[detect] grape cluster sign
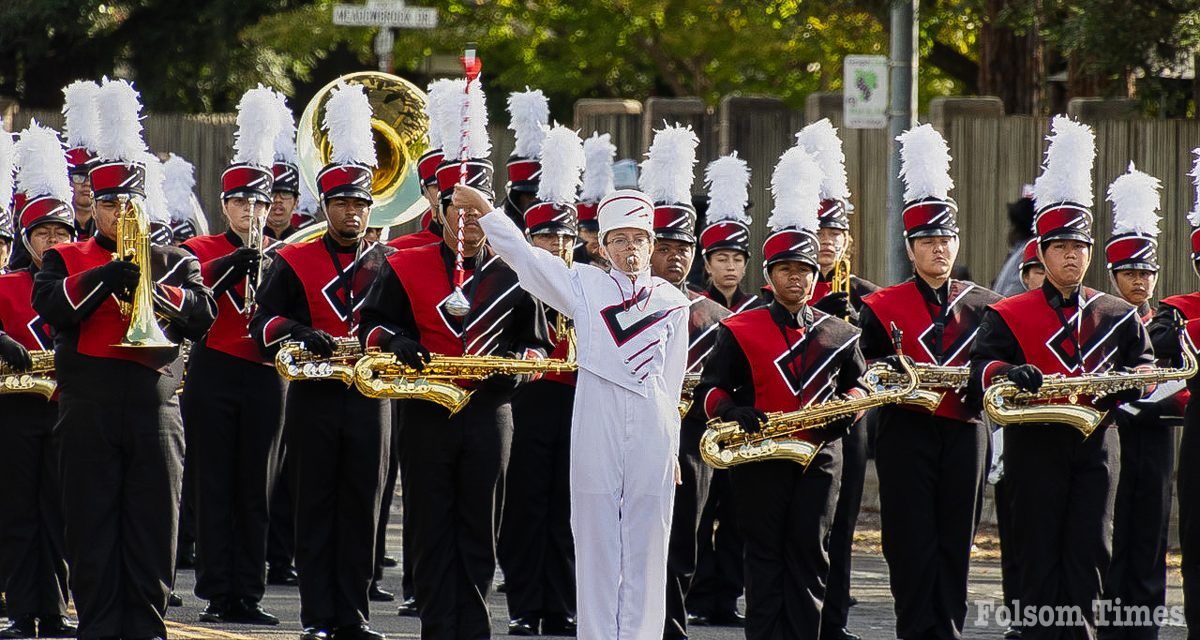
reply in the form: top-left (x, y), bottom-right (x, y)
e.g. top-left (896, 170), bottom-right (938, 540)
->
top-left (843, 55), bottom-right (889, 129)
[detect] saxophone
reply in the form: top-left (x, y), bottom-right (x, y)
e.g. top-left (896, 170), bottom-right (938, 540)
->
top-left (983, 329), bottom-right (1198, 436)
top-left (0, 350), bottom-right (56, 399)
top-left (701, 325), bottom-right (917, 470)
top-left (863, 361), bottom-right (971, 412)
top-left (353, 352), bottom-right (578, 415)
top-left (274, 337), bottom-right (364, 384)
top-left (678, 372), bottom-right (701, 417)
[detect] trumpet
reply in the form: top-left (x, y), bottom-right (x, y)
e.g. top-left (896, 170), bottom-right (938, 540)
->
top-left (353, 351), bottom-right (578, 415)
top-left (112, 196), bottom-right (174, 348)
top-left (701, 325), bottom-right (916, 469)
top-left (275, 337), bottom-right (364, 384)
top-left (983, 330), bottom-right (1198, 436)
top-left (863, 361), bottom-right (971, 412)
top-left (0, 350), bottom-right (56, 399)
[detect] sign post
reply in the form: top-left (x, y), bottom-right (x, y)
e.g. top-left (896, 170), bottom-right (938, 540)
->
top-left (333, 0), bottom-right (439, 72)
top-left (842, 55), bottom-right (889, 129)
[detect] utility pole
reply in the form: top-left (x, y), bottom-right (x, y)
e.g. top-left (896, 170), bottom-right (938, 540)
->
top-left (886, 0), bottom-right (919, 284)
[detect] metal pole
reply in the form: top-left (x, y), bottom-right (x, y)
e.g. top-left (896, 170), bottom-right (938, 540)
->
top-left (886, 0), bottom-right (918, 284)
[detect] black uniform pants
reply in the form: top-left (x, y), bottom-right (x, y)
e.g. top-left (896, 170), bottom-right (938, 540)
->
top-left (286, 380), bottom-right (390, 629)
top-left (0, 395), bottom-right (68, 619)
top-left (405, 389), bottom-right (512, 640)
top-left (1181, 401), bottom-right (1200, 640)
top-left (181, 347), bottom-right (285, 603)
top-left (821, 410), bottom-right (872, 636)
top-left (1100, 416), bottom-right (1174, 640)
top-left (688, 468), bottom-right (744, 617)
top-left (56, 355), bottom-right (184, 639)
top-left (1006, 423), bottom-right (1119, 640)
top-left (664, 414), bottom-right (713, 638)
top-left (498, 381), bottom-right (576, 622)
top-left (266, 444), bottom-right (295, 571)
top-left (875, 411), bottom-right (988, 640)
top-left (995, 472), bottom-right (1020, 622)
top-left (374, 402), bottom-right (404, 584)
top-left (730, 440), bottom-right (842, 640)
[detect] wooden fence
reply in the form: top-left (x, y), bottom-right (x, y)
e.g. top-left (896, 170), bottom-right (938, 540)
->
top-left (12, 98), bottom-right (1200, 297)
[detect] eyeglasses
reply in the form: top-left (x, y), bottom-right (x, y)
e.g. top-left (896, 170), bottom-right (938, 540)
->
top-left (606, 235), bottom-right (651, 250)
top-left (69, 174), bottom-right (89, 185)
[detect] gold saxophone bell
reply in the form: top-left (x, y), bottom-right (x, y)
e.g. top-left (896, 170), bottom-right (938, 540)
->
top-left (112, 197), bottom-right (175, 348)
top-left (290, 71), bottom-right (431, 245)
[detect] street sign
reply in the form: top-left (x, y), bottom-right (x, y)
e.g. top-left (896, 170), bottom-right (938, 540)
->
top-left (333, 0), bottom-right (438, 29)
top-left (843, 55), bottom-right (889, 129)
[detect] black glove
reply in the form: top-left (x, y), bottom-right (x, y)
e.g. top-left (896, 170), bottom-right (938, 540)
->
top-left (388, 335), bottom-right (431, 371)
top-left (1094, 383), bottom-right (1144, 412)
top-left (291, 325), bottom-right (337, 358)
top-left (0, 334), bottom-right (32, 371)
top-left (812, 292), bottom-right (857, 322)
top-left (826, 415), bottom-right (855, 440)
top-left (221, 247), bottom-right (261, 281)
top-left (1005, 364), bottom-right (1044, 393)
top-left (479, 351), bottom-right (524, 393)
top-left (880, 354), bottom-right (906, 371)
top-left (95, 259), bottom-right (140, 301)
top-left (721, 405), bottom-right (769, 434)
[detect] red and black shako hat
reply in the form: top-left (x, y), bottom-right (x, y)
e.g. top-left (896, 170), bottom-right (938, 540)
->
top-left (640, 123), bottom-right (699, 244)
top-left (223, 86), bottom-right (284, 203)
top-left (523, 124), bottom-right (583, 236)
top-left (1104, 162), bottom-right (1161, 272)
top-left (577, 132), bottom-right (616, 233)
top-left (317, 81), bottom-right (378, 203)
top-left (505, 89), bottom-right (548, 196)
top-left (699, 152), bottom-right (751, 256)
top-left (796, 118), bottom-right (854, 231)
top-left (763, 145), bottom-right (823, 271)
top-left (89, 78), bottom-right (150, 202)
top-left (1020, 238), bottom-right (1041, 272)
top-left (62, 80), bottom-right (102, 177)
top-left (1033, 115), bottom-right (1097, 246)
top-left (269, 90), bottom-right (300, 195)
top-left (14, 123), bottom-right (76, 245)
top-left (431, 75), bottom-right (493, 212)
top-left (896, 123), bottom-right (958, 239)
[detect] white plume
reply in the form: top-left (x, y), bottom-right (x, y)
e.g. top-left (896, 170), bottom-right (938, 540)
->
top-left (795, 118), bottom-right (851, 204)
top-left (507, 88), bottom-right (549, 159)
top-left (0, 122), bottom-right (13, 211)
top-left (234, 85), bottom-right (284, 167)
top-left (580, 132), bottom-right (616, 202)
top-left (1189, 148), bottom-right (1200, 228)
top-left (436, 77), bottom-right (490, 162)
top-left (640, 123), bottom-right (699, 205)
top-left (1033, 115), bottom-right (1095, 209)
top-left (536, 124), bottom-right (584, 205)
top-left (424, 79), bottom-right (456, 150)
top-left (163, 153), bottom-right (198, 223)
top-left (768, 146), bottom-right (822, 231)
top-left (62, 80), bottom-right (102, 150)
top-left (896, 124), bottom-right (953, 201)
top-left (703, 153), bottom-right (751, 224)
top-left (271, 90), bottom-right (297, 164)
top-left (141, 152), bottom-right (170, 225)
top-left (1107, 162), bottom-right (1160, 237)
top-left (94, 77), bottom-right (147, 163)
top-left (323, 80), bottom-right (377, 167)
top-left (14, 121), bottom-right (71, 203)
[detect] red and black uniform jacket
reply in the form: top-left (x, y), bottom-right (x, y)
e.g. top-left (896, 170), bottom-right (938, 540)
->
top-left (696, 301), bottom-right (866, 433)
top-left (386, 209), bottom-right (442, 250)
top-left (681, 287), bottom-right (733, 421)
top-left (358, 241), bottom-right (552, 390)
top-left (33, 235), bottom-right (216, 373)
top-left (264, 224), bottom-right (298, 241)
top-left (860, 277), bottom-right (1000, 422)
top-left (969, 281), bottom-right (1154, 417)
top-left (182, 230), bottom-right (279, 364)
top-left (249, 234), bottom-right (394, 356)
top-left (0, 267), bottom-right (55, 398)
top-left (1148, 294), bottom-right (1200, 421)
top-left (697, 283), bottom-right (763, 314)
top-left (810, 271), bottom-right (880, 311)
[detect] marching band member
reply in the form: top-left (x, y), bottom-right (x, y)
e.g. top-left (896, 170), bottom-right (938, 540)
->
top-left (63, 80), bottom-right (101, 241)
top-left (693, 144), bottom-right (867, 640)
top-left (358, 76), bottom-right (551, 640)
top-left (654, 146), bottom-right (738, 640)
top-left (164, 154), bottom-right (205, 244)
top-left (1019, 238), bottom-right (1045, 291)
top-left (180, 86), bottom-right (286, 627)
top-left (0, 123), bottom-right (76, 640)
top-left (574, 133), bottom-right (616, 267)
top-left (498, 124), bottom-right (585, 637)
top-left (1147, 149), bottom-right (1200, 637)
top-left (33, 79), bottom-right (216, 640)
top-left (1100, 164), bottom-right (1178, 640)
top-left (858, 124), bottom-right (1000, 640)
top-left (458, 162), bottom-right (691, 639)
top-left (266, 92), bottom-right (301, 241)
top-left (969, 116), bottom-right (1154, 640)
top-left (250, 82), bottom-right (394, 640)
top-left (696, 156), bottom-right (759, 313)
